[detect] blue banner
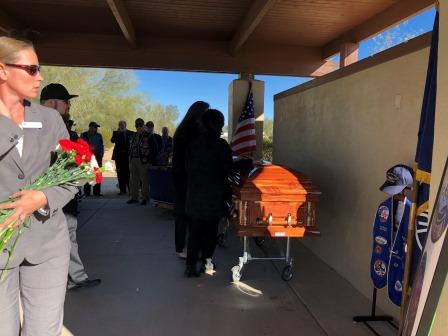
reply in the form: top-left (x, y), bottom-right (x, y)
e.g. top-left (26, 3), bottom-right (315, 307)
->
top-left (412, 12), bottom-right (438, 283)
top-left (371, 198), bottom-right (394, 289)
top-left (388, 198), bottom-right (411, 306)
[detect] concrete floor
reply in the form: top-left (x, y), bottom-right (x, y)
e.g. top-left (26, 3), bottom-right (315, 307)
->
top-left (62, 178), bottom-right (397, 336)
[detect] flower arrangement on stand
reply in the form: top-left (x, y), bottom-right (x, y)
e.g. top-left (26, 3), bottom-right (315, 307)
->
top-left (0, 138), bottom-right (103, 280)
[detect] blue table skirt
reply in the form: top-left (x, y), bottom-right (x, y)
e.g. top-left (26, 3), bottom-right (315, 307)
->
top-left (148, 166), bottom-right (175, 204)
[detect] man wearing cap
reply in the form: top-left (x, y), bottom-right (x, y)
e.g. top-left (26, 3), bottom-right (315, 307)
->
top-left (81, 121), bottom-right (104, 196)
top-left (40, 83), bottom-right (78, 124)
top-left (40, 83), bottom-right (101, 290)
top-left (370, 164), bottom-right (413, 307)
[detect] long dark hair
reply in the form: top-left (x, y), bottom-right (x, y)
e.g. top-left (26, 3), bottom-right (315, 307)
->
top-left (174, 101), bottom-right (209, 143)
top-left (202, 109), bottom-right (224, 139)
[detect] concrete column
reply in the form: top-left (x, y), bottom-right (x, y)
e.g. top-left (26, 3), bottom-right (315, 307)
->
top-left (228, 73), bottom-right (264, 160)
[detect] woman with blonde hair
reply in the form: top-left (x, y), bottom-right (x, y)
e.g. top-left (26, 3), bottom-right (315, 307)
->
top-left (0, 36), bottom-right (78, 335)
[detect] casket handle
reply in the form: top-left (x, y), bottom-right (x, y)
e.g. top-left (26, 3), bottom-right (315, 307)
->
top-left (286, 213), bottom-right (292, 226)
top-left (267, 213), bottom-right (273, 225)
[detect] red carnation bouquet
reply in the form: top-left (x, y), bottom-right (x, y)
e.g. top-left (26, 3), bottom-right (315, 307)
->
top-left (0, 138), bottom-right (103, 279)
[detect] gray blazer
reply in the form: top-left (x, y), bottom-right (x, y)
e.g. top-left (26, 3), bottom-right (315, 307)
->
top-left (0, 101), bottom-right (78, 268)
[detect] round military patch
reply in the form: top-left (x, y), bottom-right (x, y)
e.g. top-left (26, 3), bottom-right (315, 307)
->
top-left (375, 236), bottom-right (388, 245)
top-left (375, 245), bottom-right (383, 254)
top-left (374, 260), bottom-right (387, 276)
top-left (394, 280), bottom-right (403, 292)
top-left (379, 206), bottom-right (389, 222)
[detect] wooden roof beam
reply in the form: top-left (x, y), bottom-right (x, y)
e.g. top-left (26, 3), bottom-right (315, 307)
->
top-left (106, 0), bottom-right (137, 48)
top-left (34, 33), bottom-right (337, 77)
top-left (321, 0), bottom-right (434, 59)
top-left (230, 0), bottom-right (276, 55)
top-left (0, 8), bottom-right (23, 34)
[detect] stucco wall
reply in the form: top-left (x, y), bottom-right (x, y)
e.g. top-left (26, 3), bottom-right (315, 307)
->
top-left (273, 47), bottom-right (433, 317)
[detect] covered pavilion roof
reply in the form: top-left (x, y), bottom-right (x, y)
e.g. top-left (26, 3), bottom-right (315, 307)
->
top-left (0, 0), bottom-right (434, 76)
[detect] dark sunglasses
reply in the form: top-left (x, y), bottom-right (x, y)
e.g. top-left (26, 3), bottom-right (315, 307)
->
top-left (135, 124), bottom-right (144, 128)
top-left (5, 64), bottom-right (41, 76)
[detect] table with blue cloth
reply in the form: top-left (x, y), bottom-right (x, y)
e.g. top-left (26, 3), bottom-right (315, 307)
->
top-left (148, 166), bottom-right (175, 206)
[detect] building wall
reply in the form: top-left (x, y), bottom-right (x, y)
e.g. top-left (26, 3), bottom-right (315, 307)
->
top-left (273, 45), bottom-right (434, 317)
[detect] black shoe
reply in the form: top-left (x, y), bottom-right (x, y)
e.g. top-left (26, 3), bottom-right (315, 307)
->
top-left (94, 193), bottom-right (103, 197)
top-left (127, 199), bottom-right (138, 204)
top-left (70, 278), bottom-right (101, 290)
top-left (184, 265), bottom-right (200, 278)
top-left (140, 200), bottom-right (147, 205)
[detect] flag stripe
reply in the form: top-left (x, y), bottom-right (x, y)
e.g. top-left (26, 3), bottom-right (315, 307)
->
top-left (233, 123), bottom-right (256, 135)
top-left (234, 118), bottom-right (255, 130)
top-left (231, 90), bottom-right (256, 156)
top-left (232, 137), bottom-right (256, 150)
top-left (233, 145), bottom-right (257, 156)
top-left (232, 129), bottom-right (256, 143)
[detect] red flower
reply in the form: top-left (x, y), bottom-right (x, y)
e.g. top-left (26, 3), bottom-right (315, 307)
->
top-left (94, 167), bottom-right (103, 184)
top-left (74, 154), bottom-right (84, 166)
top-left (59, 139), bottom-right (76, 151)
top-left (75, 139), bottom-right (92, 163)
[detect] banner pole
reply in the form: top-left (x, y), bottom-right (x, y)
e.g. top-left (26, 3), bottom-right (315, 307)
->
top-left (398, 168), bottom-right (419, 334)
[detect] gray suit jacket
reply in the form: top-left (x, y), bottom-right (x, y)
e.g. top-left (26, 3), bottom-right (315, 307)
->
top-left (0, 101), bottom-right (78, 268)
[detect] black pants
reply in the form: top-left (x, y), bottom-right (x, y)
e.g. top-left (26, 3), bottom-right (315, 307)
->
top-left (84, 183), bottom-right (101, 196)
top-left (186, 217), bottom-right (219, 267)
top-left (84, 157), bottom-right (102, 196)
top-left (115, 157), bottom-right (129, 193)
top-left (175, 213), bottom-right (190, 253)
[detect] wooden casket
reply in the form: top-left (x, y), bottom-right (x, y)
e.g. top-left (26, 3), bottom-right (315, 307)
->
top-left (230, 163), bottom-right (321, 238)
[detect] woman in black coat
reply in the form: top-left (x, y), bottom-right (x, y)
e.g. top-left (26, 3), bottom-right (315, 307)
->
top-left (172, 101), bottom-right (209, 258)
top-left (184, 109), bottom-right (233, 277)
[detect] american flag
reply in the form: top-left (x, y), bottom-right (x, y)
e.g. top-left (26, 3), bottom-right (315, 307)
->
top-left (231, 90), bottom-right (256, 156)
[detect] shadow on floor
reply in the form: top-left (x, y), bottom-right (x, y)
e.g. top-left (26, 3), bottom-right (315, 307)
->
top-left (63, 184), bottom-right (397, 336)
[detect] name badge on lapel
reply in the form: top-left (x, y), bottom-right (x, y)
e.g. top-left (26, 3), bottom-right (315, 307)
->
top-left (22, 122), bottom-right (43, 129)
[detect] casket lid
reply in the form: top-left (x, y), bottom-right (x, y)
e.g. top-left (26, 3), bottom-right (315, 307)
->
top-left (235, 163), bottom-right (321, 201)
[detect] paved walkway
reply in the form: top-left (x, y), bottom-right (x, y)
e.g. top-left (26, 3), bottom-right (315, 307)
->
top-left (62, 178), bottom-right (397, 336)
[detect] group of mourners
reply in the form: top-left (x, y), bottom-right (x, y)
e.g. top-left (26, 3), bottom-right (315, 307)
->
top-left (111, 118), bottom-right (173, 205)
top-left (111, 101), bottom-right (233, 277)
top-left (0, 35), bottom-right (234, 336)
top-left (172, 101), bottom-right (233, 277)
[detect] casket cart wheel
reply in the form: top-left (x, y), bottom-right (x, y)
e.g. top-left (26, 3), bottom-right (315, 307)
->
top-left (254, 237), bottom-right (265, 247)
top-left (231, 265), bottom-right (243, 282)
top-left (281, 265), bottom-right (293, 281)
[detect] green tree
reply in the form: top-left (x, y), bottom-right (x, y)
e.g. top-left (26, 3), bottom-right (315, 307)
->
top-left (262, 118), bottom-right (274, 161)
top-left (144, 103), bottom-right (179, 134)
top-left (38, 66), bottom-right (181, 148)
top-left (263, 118), bottom-right (273, 140)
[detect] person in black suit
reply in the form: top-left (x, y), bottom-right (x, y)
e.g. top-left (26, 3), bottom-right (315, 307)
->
top-left (172, 101), bottom-right (210, 259)
top-left (111, 120), bottom-right (134, 195)
top-left (184, 109), bottom-right (233, 277)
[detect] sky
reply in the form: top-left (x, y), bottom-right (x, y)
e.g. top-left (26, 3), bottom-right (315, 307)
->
top-left (134, 8), bottom-right (436, 123)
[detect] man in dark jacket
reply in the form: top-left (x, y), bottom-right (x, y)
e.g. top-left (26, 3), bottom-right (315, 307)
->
top-left (81, 122), bottom-right (104, 196)
top-left (111, 120), bottom-right (134, 195)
